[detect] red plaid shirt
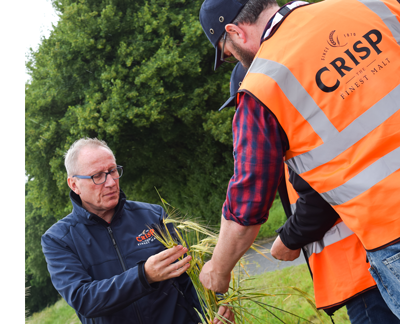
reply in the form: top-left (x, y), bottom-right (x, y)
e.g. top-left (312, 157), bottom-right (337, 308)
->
top-left (222, 92), bottom-right (287, 226)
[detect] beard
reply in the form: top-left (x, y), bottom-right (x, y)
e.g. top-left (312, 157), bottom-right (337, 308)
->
top-left (229, 39), bottom-right (256, 69)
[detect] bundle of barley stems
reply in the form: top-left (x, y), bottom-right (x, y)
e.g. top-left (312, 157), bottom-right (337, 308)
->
top-left (151, 197), bottom-right (325, 324)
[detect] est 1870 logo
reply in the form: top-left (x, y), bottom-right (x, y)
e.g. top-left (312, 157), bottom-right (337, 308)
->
top-left (327, 30), bottom-right (348, 48)
top-left (316, 29), bottom-right (384, 93)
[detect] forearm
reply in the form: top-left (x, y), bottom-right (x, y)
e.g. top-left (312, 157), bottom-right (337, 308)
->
top-left (68, 267), bottom-right (154, 317)
top-left (201, 93), bottom-right (284, 293)
top-left (211, 215), bottom-right (261, 275)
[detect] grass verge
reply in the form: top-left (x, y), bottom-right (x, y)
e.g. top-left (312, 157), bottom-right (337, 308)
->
top-left (25, 264), bottom-right (350, 324)
top-left (240, 264), bottom-right (350, 323)
top-left (25, 298), bottom-right (80, 324)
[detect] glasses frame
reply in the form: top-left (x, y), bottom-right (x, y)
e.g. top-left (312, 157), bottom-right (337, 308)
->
top-left (220, 32), bottom-right (239, 65)
top-left (73, 165), bottom-right (123, 185)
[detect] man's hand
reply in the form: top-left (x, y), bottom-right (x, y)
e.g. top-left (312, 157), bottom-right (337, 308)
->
top-left (144, 245), bottom-right (191, 284)
top-left (270, 235), bottom-right (301, 261)
top-left (199, 260), bottom-right (231, 294)
top-left (214, 305), bottom-right (235, 324)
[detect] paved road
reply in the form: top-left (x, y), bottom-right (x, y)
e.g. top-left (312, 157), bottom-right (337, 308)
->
top-left (240, 238), bottom-right (307, 276)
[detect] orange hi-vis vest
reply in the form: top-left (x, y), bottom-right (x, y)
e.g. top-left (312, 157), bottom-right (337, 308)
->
top-left (284, 166), bottom-right (376, 310)
top-left (240, 0), bottom-right (400, 250)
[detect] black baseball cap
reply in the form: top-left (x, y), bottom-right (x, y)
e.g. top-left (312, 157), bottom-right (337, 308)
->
top-left (199, 0), bottom-right (249, 70)
top-left (219, 62), bottom-right (247, 111)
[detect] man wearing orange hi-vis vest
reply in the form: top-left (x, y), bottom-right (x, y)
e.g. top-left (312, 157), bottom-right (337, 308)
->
top-left (198, 0), bottom-right (400, 319)
top-left (223, 62), bottom-right (400, 323)
top-left (277, 165), bottom-right (400, 323)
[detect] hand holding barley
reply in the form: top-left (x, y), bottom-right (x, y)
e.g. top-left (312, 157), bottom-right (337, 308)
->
top-left (144, 245), bottom-right (192, 284)
top-left (214, 305), bottom-right (235, 324)
top-left (199, 260), bottom-right (231, 293)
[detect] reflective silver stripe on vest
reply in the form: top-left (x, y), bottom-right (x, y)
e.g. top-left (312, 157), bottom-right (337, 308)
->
top-left (249, 58), bottom-right (339, 143)
top-left (285, 0), bottom-right (400, 174)
top-left (358, 0), bottom-right (400, 45)
top-left (286, 84), bottom-right (400, 174)
top-left (320, 146), bottom-right (400, 205)
top-left (248, 0), bottom-right (400, 207)
top-left (290, 203), bottom-right (297, 215)
top-left (303, 221), bottom-right (354, 258)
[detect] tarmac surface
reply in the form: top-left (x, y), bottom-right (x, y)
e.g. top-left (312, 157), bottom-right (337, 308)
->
top-left (240, 237), bottom-right (307, 276)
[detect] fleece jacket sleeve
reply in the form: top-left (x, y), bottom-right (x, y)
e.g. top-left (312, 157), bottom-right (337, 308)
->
top-left (41, 234), bottom-right (159, 318)
top-left (276, 171), bottom-right (339, 250)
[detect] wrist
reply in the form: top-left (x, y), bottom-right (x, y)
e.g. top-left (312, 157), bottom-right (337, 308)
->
top-left (209, 257), bottom-right (231, 277)
top-left (143, 260), bottom-right (155, 284)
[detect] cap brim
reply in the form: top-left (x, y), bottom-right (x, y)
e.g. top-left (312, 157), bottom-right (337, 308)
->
top-left (219, 96), bottom-right (235, 111)
top-left (214, 46), bottom-right (224, 70)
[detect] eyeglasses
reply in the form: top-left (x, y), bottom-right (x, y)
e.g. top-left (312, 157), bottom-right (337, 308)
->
top-left (220, 32), bottom-right (239, 64)
top-left (73, 166), bottom-right (123, 185)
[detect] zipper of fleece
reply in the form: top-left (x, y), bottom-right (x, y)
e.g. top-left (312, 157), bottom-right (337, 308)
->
top-left (106, 226), bottom-right (143, 324)
top-left (107, 227), bottom-right (127, 271)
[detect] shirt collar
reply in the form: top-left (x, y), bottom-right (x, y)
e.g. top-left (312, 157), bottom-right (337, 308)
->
top-left (261, 1), bottom-right (310, 44)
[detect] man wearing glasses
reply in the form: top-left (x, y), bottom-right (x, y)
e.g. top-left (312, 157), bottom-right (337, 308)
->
top-left (41, 138), bottom-right (230, 324)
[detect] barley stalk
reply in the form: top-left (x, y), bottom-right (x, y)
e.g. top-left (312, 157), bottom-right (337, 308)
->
top-left (150, 192), bottom-right (324, 323)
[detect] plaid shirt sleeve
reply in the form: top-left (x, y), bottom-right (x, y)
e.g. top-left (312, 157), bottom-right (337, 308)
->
top-left (222, 92), bottom-right (286, 226)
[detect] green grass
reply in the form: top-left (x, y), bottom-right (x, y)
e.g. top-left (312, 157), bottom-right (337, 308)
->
top-left (256, 197), bottom-right (287, 240)
top-left (25, 264), bottom-right (350, 324)
top-left (26, 298), bottom-right (80, 324)
top-left (240, 264), bottom-right (350, 324)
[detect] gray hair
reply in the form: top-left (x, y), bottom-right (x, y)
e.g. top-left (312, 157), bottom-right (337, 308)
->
top-left (64, 138), bottom-right (116, 176)
top-left (233, 0), bottom-right (277, 25)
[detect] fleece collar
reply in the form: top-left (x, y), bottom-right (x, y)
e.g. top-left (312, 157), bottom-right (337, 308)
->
top-left (69, 189), bottom-right (127, 225)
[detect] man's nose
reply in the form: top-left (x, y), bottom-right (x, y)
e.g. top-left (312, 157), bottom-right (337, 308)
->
top-left (104, 174), bottom-right (117, 186)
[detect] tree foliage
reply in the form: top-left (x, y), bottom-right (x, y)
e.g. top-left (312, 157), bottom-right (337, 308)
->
top-left (26, 0), bottom-right (236, 313)
top-left (25, 0), bottom-right (314, 314)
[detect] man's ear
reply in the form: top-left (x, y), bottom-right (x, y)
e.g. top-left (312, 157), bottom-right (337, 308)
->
top-left (68, 177), bottom-right (81, 195)
top-left (225, 24), bottom-right (247, 43)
